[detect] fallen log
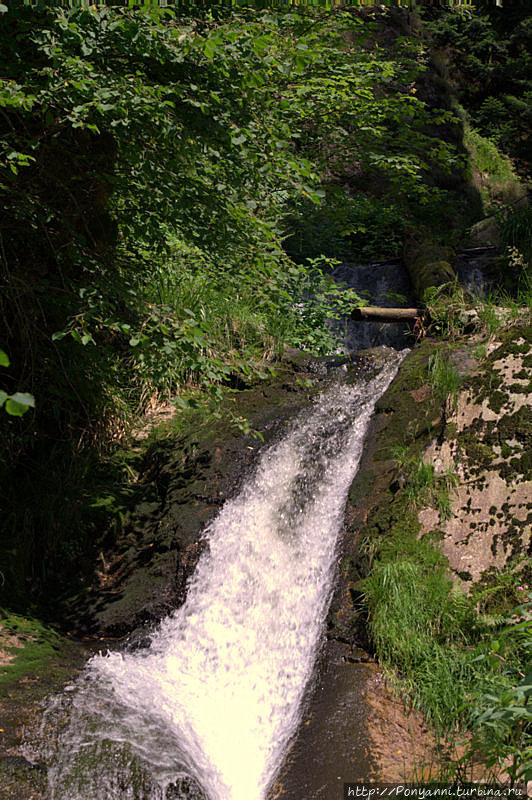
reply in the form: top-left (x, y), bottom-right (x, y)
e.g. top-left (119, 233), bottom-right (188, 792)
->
top-left (351, 306), bottom-right (421, 322)
top-left (457, 245), bottom-right (497, 257)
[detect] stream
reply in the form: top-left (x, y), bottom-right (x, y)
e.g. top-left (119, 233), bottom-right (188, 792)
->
top-left (39, 350), bottom-right (405, 800)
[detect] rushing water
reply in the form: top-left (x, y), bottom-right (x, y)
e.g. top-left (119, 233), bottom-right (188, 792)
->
top-left (43, 351), bottom-right (404, 800)
top-left (455, 251), bottom-right (495, 299)
top-left (332, 261), bottom-right (415, 351)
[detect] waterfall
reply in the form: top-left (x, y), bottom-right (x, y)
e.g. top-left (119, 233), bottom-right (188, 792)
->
top-left (331, 261), bottom-right (415, 351)
top-left (43, 351), bottom-right (404, 800)
top-left (456, 252), bottom-right (494, 299)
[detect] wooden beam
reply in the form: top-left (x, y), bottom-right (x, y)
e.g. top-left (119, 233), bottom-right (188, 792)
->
top-left (457, 246), bottom-right (497, 257)
top-left (351, 306), bottom-right (421, 322)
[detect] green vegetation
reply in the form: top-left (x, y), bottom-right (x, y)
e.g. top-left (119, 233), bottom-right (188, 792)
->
top-left (427, 349), bottom-right (461, 412)
top-left (362, 467), bottom-right (531, 779)
top-left (464, 124), bottom-right (524, 212)
top-left (0, 610), bottom-right (60, 686)
top-left (424, 5), bottom-right (531, 172)
top-left (359, 325), bottom-right (531, 781)
top-left (391, 443), bottom-right (458, 520)
top-left (500, 207), bottom-right (532, 277)
top-left (364, 557), bottom-right (484, 730)
top-left (453, 596), bottom-right (532, 785)
top-left (0, 5), bottom-right (365, 607)
top-left (0, 3), bottom-right (483, 610)
top-left (0, 1), bottom-right (531, 786)
top-left (424, 281), bottom-right (468, 338)
top-left (0, 349), bottom-right (34, 416)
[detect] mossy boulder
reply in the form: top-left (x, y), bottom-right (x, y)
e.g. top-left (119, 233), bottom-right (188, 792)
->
top-left (420, 325), bottom-right (532, 584)
top-left (403, 231), bottom-right (456, 301)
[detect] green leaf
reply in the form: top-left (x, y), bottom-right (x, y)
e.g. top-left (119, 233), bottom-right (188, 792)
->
top-left (5, 393), bottom-right (35, 416)
top-left (10, 392), bottom-right (35, 408)
top-left (173, 396), bottom-right (190, 410)
top-left (0, 349), bottom-right (9, 367)
top-left (0, 390), bottom-right (7, 407)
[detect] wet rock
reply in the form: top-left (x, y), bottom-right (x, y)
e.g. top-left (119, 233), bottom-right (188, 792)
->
top-left (0, 756), bottom-right (47, 797)
top-left (60, 357), bottom-right (327, 639)
top-left (338, 323), bottom-right (531, 599)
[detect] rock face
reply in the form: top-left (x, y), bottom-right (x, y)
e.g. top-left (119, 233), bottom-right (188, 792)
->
top-left (285, 322), bottom-right (531, 791)
top-left (419, 329), bottom-right (531, 585)
top-left (331, 324), bottom-right (531, 639)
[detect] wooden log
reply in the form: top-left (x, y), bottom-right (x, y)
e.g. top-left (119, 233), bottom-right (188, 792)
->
top-left (351, 306), bottom-right (421, 322)
top-left (457, 246), bottom-right (497, 257)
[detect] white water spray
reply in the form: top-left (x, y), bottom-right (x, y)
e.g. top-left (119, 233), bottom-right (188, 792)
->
top-left (45, 352), bottom-right (404, 800)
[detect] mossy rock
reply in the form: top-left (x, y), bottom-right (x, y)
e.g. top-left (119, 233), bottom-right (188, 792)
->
top-left (0, 756), bottom-right (47, 797)
top-left (327, 343), bottom-right (447, 646)
top-left (0, 611), bottom-right (61, 687)
top-left (403, 231), bottom-right (457, 300)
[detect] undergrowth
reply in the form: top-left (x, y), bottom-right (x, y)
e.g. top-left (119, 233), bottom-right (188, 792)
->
top-left (427, 350), bottom-right (461, 414)
top-left (363, 529), bottom-right (531, 781)
top-left (364, 558), bottom-right (486, 730)
top-left (464, 125), bottom-right (523, 213)
top-left (391, 444), bottom-right (459, 521)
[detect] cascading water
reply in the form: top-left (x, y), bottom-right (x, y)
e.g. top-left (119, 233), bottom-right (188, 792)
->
top-left (331, 261), bottom-right (415, 351)
top-left (456, 250), bottom-right (496, 299)
top-left (42, 351), bottom-right (404, 800)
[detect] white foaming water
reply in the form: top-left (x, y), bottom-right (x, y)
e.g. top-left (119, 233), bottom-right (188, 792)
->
top-left (45, 352), bottom-right (403, 800)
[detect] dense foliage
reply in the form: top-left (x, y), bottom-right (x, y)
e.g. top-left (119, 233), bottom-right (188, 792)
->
top-left (1, 3), bottom-right (478, 605)
top-left (0, 1), bottom-right (530, 785)
top-left (424, 4), bottom-right (531, 175)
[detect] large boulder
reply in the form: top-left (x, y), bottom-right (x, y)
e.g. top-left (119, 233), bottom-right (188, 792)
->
top-left (403, 229), bottom-right (456, 301)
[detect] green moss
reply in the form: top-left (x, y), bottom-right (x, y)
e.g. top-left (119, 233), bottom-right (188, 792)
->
top-left (464, 125), bottom-right (523, 212)
top-left (50, 739), bottom-right (160, 798)
top-left (458, 431), bottom-right (496, 470)
top-left (501, 443), bottom-right (513, 459)
top-left (496, 406), bottom-right (531, 450)
top-left (0, 756), bottom-right (47, 796)
top-left (348, 467), bottom-right (376, 508)
top-left (373, 341), bottom-right (443, 450)
top-left (0, 610), bottom-right (60, 686)
top-left (472, 560), bottom-right (532, 615)
top-left (445, 421), bottom-right (458, 439)
top-left (488, 390), bottom-right (507, 414)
